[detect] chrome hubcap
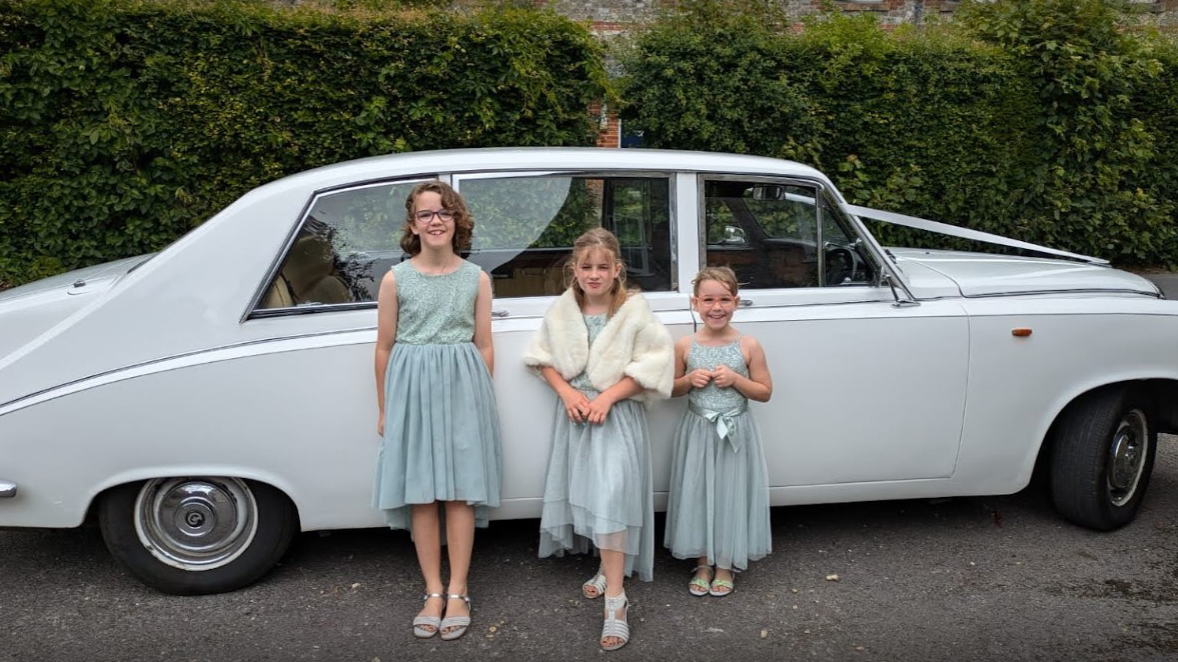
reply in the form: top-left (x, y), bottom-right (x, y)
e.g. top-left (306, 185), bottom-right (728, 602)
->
top-left (134, 477), bottom-right (258, 571)
top-left (1107, 410), bottom-right (1148, 507)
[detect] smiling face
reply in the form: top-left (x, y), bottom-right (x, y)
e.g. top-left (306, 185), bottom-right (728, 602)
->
top-left (692, 278), bottom-right (739, 331)
top-left (409, 190), bottom-right (456, 252)
top-left (574, 247), bottom-right (622, 304)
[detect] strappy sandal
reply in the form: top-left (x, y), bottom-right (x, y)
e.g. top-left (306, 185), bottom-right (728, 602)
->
top-left (413, 592), bottom-right (445, 638)
top-left (582, 566), bottom-right (607, 599)
top-left (709, 570), bottom-right (735, 597)
top-left (600, 590), bottom-right (630, 651)
top-left (439, 594), bottom-right (471, 641)
top-left (688, 565), bottom-right (713, 597)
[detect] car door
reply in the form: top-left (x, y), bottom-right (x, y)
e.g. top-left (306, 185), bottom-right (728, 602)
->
top-left (453, 170), bottom-right (687, 515)
top-left (696, 175), bottom-right (969, 490)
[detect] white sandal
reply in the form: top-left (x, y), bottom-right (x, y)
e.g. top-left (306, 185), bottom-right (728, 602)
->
top-left (688, 565), bottom-right (713, 597)
top-left (439, 594), bottom-right (472, 641)
top-left (582, 566), bottom-right (607, 599)
top-left (600, 590), bottom-right (630, 651)
top-left (413, 592), bottom-right (444, 638)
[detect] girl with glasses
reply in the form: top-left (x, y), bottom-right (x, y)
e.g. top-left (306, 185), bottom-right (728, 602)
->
top-left (523, 227), bottom-right (674, 651)
top-left (373, 181), bottom-right (502, 641)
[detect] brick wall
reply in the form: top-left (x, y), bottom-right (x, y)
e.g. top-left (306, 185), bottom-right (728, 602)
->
top-left (545, 0), bottom-right (1178, 31)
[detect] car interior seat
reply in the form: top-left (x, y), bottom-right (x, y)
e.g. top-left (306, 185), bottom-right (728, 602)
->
top-left (262, 233), bottom-right (351, 308)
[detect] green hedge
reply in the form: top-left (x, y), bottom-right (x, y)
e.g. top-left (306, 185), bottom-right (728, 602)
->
top-left (618, 0), bottom-right (1178, 267)
top-left (0, 0), bottom-right (610, 286)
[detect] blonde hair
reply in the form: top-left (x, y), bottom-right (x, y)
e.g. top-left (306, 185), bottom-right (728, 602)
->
top-left (692, 265), bottom-right (739, 297)
top-left (399, 181), bottom-right (474, 256)
top-left (566, 227), bottom-right (635, 317)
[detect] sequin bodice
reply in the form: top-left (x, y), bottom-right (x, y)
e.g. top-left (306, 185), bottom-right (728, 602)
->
top-left (568, 314), bottom-right (607, 391)
top-left (392, 259), bottom-right (480, 345)
top-left (686, 339), bottom-right (748, 411)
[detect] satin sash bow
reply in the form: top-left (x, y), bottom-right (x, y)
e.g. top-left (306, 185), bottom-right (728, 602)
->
top-left (688, 401), bottom-right (747, 453)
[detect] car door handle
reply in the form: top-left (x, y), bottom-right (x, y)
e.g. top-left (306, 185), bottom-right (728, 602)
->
top-left (738, 299), bottom-right (753, 307)
top-left (491, 309), bottom-right (510, 318)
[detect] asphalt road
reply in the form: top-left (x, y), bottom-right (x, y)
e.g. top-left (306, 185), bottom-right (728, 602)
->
top-left (2, 435), bottom-right (1177, 662)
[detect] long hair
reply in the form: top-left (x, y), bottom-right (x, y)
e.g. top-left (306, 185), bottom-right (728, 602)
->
top-left (399, 181), bottom-right (473, 256)
top-left (565, 227), bottom-right (636, 317)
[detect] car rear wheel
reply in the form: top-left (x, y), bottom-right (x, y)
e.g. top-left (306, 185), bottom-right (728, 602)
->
top-left (1049, 387), bottom-right (1157, 531)
top-left (99, 477), bottom-right (297, 595)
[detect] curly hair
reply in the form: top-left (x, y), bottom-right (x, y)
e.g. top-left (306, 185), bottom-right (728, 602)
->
top-left (399, 180), bottom-right (474, 256)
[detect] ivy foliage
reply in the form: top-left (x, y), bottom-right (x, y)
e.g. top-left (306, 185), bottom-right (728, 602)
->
top-left (0, 0), bottom-right (610, 286)
top-left (618, 0), bottom-right (1177, 266)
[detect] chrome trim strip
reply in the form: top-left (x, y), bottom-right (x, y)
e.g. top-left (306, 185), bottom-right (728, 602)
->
top-left (847, 205), bottom-right (1109, 265)
top-left (0, 327), bottom-right (376, 414)
top-left (0, 482), bottom-right (16, 498)
top-left (962, 288), bottom-right (1162, 299)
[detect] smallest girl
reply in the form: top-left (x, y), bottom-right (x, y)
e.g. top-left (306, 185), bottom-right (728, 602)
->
top-left (664, 266), bottom-right (773, 597)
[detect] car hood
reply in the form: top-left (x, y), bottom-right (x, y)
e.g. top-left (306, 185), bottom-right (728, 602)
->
top-left (889, 248), bottom-right (1161, 298)
top-left (0, 255), bottom-right (153, 360)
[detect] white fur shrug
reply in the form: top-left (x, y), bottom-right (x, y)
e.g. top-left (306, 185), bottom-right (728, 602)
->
top-left (522, 289), bottom-right (674, 405)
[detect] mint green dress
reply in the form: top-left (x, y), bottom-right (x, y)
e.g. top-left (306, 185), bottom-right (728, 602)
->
top-left (373, 260), bottom-right (503, 530)
top-left (538, 314), bottom-right (656, 582)
top-left (663, 338), bottom-right (771, 571)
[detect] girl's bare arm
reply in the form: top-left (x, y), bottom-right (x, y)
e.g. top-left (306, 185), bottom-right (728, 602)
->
top-left (473, 271), bottom-right (495, 375)
top-left (734, 335), bottom-right (773, 402)
top-left (541, 366), bottom-right (591, 423)
top-left (374, 271), bottom-right (399, 433)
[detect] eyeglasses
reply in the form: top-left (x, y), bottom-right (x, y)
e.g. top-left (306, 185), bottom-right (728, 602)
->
top-left (413, 209), bottom-right (455, 224)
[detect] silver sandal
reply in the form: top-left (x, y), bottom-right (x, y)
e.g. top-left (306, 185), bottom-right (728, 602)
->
top-left (413, 592), bottom-right (444, 638)
top-left (582, 566), bottom-right (607, 599)
top-left (600, 590), bottom-right (630, 651)
top-left (439, 594), bottom-right (471, 641)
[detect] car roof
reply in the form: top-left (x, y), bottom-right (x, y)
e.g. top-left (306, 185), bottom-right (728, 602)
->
top-left (267, 147), bottom-right (831, 193)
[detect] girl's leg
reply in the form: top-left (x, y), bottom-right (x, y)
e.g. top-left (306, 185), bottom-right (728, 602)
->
top-left (600, 547), bottom-right (627, 648)
top-left (411, 503), bottom-right (445, 633)
top-left (442, 500), bottom-right (476, 634)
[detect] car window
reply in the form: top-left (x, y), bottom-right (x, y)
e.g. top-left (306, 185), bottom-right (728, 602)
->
top-left (703, 179), bottom-right (876, 289)
top-left (257, 179), bottom-right (428, 310)
top-left (458, 174), bottom-right (673, 297)
top-left (820, 192), bottom-right (877, 286)
top-left (704, 179), bottom-right (820, 289)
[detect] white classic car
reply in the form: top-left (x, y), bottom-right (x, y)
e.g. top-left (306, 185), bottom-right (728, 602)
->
top-left (2, 148), bottom-right (1175, 595)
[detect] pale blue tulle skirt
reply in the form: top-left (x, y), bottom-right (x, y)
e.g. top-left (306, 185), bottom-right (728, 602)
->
top-left (373, 342), bottom-right (503, 530)
top-left (663, 408), bottom-right (771, 571)
top-left (538, 393), bottom-right (655, 582)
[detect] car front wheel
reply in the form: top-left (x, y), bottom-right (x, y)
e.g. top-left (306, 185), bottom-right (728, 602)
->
top-left (99, 477), bottom-right (297, 595)
top-left (1049, 386), bottom-right (1157, 531)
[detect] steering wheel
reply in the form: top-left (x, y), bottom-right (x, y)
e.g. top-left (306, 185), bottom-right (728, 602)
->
top-left (824, 242), bottom-right (858, 285)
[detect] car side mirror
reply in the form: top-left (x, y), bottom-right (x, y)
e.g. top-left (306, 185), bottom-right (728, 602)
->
top-left (718, 225), bottom-right (747, 245)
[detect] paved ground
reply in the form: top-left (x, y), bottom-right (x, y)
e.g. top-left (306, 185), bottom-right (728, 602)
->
top-left (2, 436), bottom-right (1177, 662)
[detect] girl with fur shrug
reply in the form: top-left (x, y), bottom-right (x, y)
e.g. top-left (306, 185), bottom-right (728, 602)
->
top-left (523, 228), bottom-right (673, 652)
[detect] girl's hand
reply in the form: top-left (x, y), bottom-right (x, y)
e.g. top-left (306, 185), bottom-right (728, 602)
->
top-left (377, 411), bottom-right (385, 437)
top-left (689, 368), bottom-right (714, 389)
top-left (712, 364), bottom-right (737, 388)
top-left (560, 388), bottom-right (591, 423)
top-left (585, 394), bottom-right (615, 425)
